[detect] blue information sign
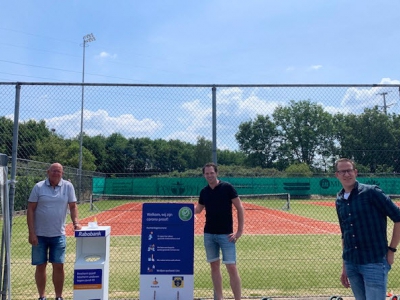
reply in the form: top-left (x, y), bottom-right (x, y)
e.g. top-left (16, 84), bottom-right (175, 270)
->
top-left (140, 203), bottom-right (194, 275)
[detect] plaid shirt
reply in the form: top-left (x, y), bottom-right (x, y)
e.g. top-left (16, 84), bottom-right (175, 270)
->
top-left (336, 181), bottom-right (400, 264)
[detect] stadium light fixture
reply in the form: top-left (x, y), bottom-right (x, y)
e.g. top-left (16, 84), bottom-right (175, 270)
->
top-left (79, 33), bottom-right (96, 202)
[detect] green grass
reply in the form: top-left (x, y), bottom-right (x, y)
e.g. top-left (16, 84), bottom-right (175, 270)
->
top-left (8, 198), bottom-right (400, 299)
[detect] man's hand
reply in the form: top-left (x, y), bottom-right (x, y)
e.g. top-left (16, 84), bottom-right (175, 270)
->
top-left (387, 250), bottom-right (395, 265)
top-left (28, 232), bottom-right (38, 246)
top-left (340, 268), bottom-right (350, 288)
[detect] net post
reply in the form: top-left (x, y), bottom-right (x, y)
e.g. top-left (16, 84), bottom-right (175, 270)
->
top-left (90, 193), bottom-right (93, 211)
top-left (89, 194), bottom-right (100, 212)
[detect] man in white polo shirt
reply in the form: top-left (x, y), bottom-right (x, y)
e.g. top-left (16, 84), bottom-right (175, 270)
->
top-left (27, 163), bottom-right (82, 300)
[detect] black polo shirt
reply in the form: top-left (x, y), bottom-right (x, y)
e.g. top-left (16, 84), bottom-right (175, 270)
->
top-left (199, 181), bottom-right (238, 234)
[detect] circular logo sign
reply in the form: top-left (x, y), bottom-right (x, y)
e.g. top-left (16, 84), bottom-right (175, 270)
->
top-left (319, 178), bottom-right (330, 189)
top-left (179, 207), bottom-right (193, 221)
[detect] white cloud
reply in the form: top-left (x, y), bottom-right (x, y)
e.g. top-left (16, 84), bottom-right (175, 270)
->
top-left (180, 99), bottom-right (212, 131)
top-left (45, 109), bottom-right (163, 138)
top-left (237, 95), bottom-right (282, 116)
top-left (174, 88), bottom-right (287, 145)
top-left (166, 99), bottom-right (213, 143)
top-left (339, 78), bottom-right (400, 114)
top-left (95, 52), bottom-right (118, 60)
top-left (309, 65), bottom-right (322, 70)
top-left (217, 87), bottom-right (243, 104)
top-left (379, 77), bottom-right (400, 84)
top-left (321, 104), bottom-right (351, 115)
top-left (215, 87), bottom-right (283, 117)
top-left (340, 87), bottom-right (383, 113)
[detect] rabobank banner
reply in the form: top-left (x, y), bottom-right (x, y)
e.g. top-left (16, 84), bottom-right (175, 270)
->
top-left (139, 203), bottom-right (194, 300)
top-left (75, 230), bottom-right (106, 237)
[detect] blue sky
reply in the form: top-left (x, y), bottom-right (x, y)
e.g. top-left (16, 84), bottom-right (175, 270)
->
top-left (1, 0), bottom-right (399, 84)
top-left (1, 1), bottom-right (400, 150)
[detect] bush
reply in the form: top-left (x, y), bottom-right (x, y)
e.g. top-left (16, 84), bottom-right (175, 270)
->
top-left (285, 163), bottom-right (313, 177)
top-left (14, 175), bottom-right (42, 211)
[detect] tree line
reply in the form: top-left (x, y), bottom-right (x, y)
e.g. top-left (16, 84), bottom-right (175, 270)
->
top-left (1, 100), bottom-right (400, 175)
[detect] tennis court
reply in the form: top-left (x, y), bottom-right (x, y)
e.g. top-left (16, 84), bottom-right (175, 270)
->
top-left (65, 201), bottom-right (341, 236)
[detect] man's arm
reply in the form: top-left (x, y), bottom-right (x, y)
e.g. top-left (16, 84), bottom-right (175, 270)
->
top-left (195, 203), bottom-right (205, 214)
top-left (387, 222), bottom-right (400, 264)
top-left (232, 197), bottom-right (244, 238)
top-left (68, 202), bottom-right (82, 230)
top-left (27, 202), bottom-right (38, 246)
top-left (340, 239), bottom-right (350, 288)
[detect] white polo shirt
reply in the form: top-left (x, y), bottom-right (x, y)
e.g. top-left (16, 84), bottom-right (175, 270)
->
top-left (28, 178), bottom-right (77, 237)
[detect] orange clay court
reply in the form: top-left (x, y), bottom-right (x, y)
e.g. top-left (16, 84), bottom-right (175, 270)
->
top-left (66, 201), bottom-right (341, 236)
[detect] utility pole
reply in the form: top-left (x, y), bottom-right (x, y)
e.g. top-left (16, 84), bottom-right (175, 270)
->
top-left (376, 91), bottom-right (392, 115)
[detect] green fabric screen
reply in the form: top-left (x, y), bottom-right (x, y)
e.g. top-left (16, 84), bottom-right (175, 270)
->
top-left (92, 177), bottom-right (400, 197)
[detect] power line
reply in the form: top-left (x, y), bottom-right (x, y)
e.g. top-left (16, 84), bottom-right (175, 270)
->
top-left (0, 59), bottom-right (146, 82)
top-left (0, 27), bottom-right (236, 82)
top-left (0, 71), bottom-right (69, 82)
top-left (0, 42), bottom-right (80, 58)
top-left (0, 27), bottom-right (77, 44)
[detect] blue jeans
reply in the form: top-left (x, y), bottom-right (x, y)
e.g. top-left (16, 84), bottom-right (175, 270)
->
top-left (31, 236), bottom-right (66, 265)
top-left (204, 233), bottom-right (236, 264)
top-left (344, 258), bottom-right (391, 300)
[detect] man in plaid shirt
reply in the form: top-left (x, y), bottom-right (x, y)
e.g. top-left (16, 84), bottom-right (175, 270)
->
top-left (335, 158), bottom-right (400, 300)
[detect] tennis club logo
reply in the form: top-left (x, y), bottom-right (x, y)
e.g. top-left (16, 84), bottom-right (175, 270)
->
top-left (178, 207), bottom-right (192, 221)
top-left (319, 179), bottom-right (330, 189)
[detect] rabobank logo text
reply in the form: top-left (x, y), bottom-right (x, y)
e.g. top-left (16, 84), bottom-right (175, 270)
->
top-left (75, 231), bottom-right (105, 237)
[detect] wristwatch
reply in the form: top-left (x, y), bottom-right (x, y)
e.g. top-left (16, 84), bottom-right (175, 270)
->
top-left (388, 246), bottom-right (397, 252)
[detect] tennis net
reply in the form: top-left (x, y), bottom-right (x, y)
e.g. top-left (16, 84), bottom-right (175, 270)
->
top-left (89, 192), bottom-right (290, 211)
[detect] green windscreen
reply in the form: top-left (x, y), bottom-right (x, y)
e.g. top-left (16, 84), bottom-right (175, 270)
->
top-left (92, 177), bottom-right (400, 197)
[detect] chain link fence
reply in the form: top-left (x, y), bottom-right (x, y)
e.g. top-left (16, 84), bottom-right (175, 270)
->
top-left (1, 82), bottom-right (400, 299)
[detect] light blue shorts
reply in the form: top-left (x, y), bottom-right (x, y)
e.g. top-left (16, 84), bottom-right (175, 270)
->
top-left (31, 235), bottom-right (66, 265)
top-left (204, 233), bottom-right (236, 264)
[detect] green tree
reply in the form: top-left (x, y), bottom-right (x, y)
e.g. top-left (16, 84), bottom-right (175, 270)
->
top-left (83, 134), bottom-right (108, 172)
top-left (193, 136), bottom-right (212, 167)
top-left (153, 139), bottom-right (192, 172)
top-left (235, 115), bottom-right (279, 168)
top-left (32, 134), bottom-right (68, 163)
top-left (0, 117), bottom-right (13, 155)
top-left (63, 141), bottom-right (96, 171)
top-left (129, 137), bottom-right (155, 173)
top-left (18, 120), bottom-right (51, 159)
top-left (32, 135), bottom-right (96, 170)
top-left (217, 149), bottom-right (245, 166)
top-left (334, 107), bottom-right (396, 173)
top-left (391, 114), bottom-right (400, 173)
top-left (172, 139), bottom-right (195, 170)
top-left (104, 133), bottom-right (129, 174)
top-left (273, 100), bottom-right (334, 167)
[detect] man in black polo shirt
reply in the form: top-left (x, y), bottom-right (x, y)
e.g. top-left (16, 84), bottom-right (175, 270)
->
top-left (195, 162), bottom-right (245, 300)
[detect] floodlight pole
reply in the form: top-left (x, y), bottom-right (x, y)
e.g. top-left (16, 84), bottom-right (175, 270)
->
top-left (79, 33), bottom-right (95, 202)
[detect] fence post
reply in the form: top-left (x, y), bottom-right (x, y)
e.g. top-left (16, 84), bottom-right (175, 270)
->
top-left (212, 86), bottom-right (217, 164)
top-left (0, 153), bottom-right (11, 300)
